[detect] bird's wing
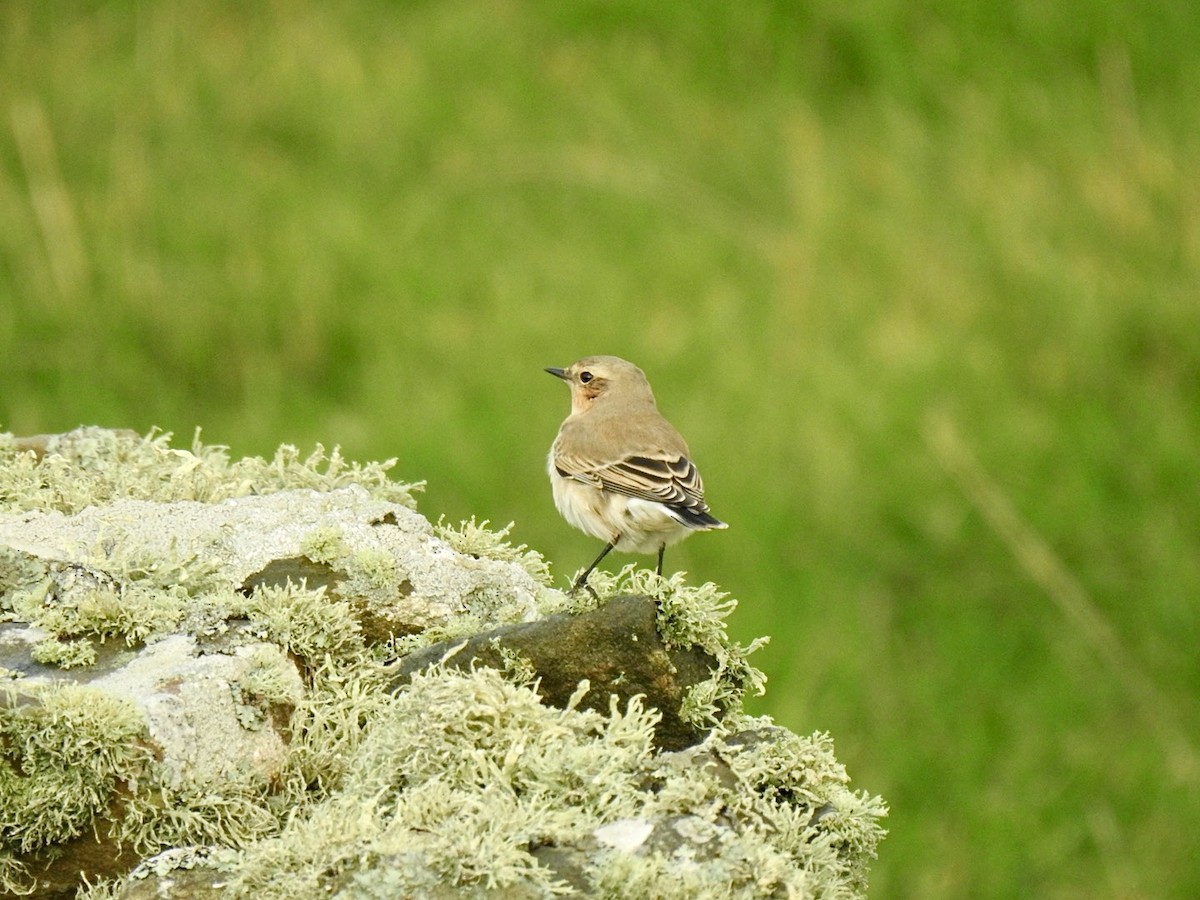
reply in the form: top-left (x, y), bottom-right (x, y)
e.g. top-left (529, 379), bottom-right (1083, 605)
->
top-left (555, 451), bottom-right (711, 514)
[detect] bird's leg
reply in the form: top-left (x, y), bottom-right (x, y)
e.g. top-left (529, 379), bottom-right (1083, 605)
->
top-left (656, 545), bottom-right (665, 576)
top-left (571, 538), bottom-right (617, 597)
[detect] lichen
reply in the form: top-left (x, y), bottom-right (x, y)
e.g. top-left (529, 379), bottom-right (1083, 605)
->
top-left (435, 517), bottom-right (553, 585)
top-left (244, 582), bottom-right (366, 665)
top-left (0, 427), bottom-right (423, 515)
top-left (0, 431), bottom-right (421, 888)
top-left (229, 667), bottom-right (656, 897)
top-left (491, 640), bottom-right (539, 685)
top-left (236, 645), bottom-right (307, 709)
top-left (0, 683), bottom-right (152, 859)
top-left (116, 775), bottom-right (281, 854)
top-left (0, 851), bottom-right (33, 898)
top-left (273, 653), bottom-right (394, 800)
top-left (299, 527), bottom-right (352, 566)
top-left (232, 645), bottom-right (307, 731)
top-left (226, 666), bottom-right (885, 899)
top-left (0, 547), bottom-right (48, 617)
top-left (570, 566), bottom-right (769, 730)
top-left (29, 636), bottom-right (96, 669)
top-left (0, 428), bottom-right (886, 896)
top-left (20, 581), bottom-right (189, 650)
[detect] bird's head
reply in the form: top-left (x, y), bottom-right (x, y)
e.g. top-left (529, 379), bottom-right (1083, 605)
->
top-left (545, 356), bottom-right (655, 416)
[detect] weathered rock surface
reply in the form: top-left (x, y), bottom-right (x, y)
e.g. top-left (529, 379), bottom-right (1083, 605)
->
top-left (0, 428), bottom-right (886, 899)
top-left (3, 629), bottom-right (301, 788)
top-left (0, 485), bottom-right (543, 638)
top-left (392, 594), bottom-right (717, 751)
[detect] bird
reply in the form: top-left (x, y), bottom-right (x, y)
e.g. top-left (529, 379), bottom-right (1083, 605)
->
top-left (545, 355), bottom-right (727, 595)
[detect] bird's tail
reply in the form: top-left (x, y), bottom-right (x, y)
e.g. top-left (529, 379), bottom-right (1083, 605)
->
top-left (674, 508), bottom-right (728, 530)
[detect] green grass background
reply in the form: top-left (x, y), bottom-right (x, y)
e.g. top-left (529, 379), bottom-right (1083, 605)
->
top-left (2, 2), bottom-right (1198, 896)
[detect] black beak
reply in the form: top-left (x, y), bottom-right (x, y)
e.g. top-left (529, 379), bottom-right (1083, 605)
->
top-left (544, 367), bottom-right (568, 380)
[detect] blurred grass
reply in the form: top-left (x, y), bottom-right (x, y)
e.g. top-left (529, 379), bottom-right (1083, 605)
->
top-left (2, 1), bottom-right (1199, 897)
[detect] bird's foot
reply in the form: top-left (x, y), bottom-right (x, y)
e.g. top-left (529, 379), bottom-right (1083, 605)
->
top-left (568, 577), bottom-right (599, 600)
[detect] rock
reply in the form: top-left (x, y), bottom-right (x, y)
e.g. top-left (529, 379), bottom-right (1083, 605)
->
top-left (9, 429), bottom-right (141, 462)
top-left (391, 594), bottom-right (718, 751)
top-left (0, 429), bottom-right (886, 899)
top-left (0, 486), bottom-right (543, 639)
top-left (116, 848), bottom-right (237, 900)
top-left (0, 633), bottom-right (301, 891)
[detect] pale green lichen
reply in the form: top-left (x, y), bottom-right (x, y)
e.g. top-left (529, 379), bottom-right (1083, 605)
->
top-left (380, 585), bottom-right (558, 663)
top-left (102, 539), bottom-right (228, 595)
top-left (0, 683), bottom-right (152, 856)
top-left (244, 583), bottom-right (365, 665)
top-left (586, 722), bottom-right (888, 899)
top-left (233, 645), bottom-right (307, 730)
top-left (0, 674), bottom-right (288, 888)
top-left (343, 548), bottom-right (404, 597)
top-left (225, 666), bottom-right (885, 899)
top-left (0, 547), bottom-right (49, 617)
top-left (569, 566), bottom-right (769, 731)
top-left (21, 582), bottom-right (189, 649)
top-left (299, 526), bottom-right (352, 566)
top-left (75, 872), bottom-right (130, 900)
top-left (237, 645), bottom-right (307, 709)
top-left (726, 727), bottom-right (889, 895)
top-left (294, 529), bottom-right (407, 623)
top-left (0, 429), bottom-right (886, 896)
top-left (29, 636), bottom-right (96, 669)
top-left (273, 653), bottom-right (395, 800)
top-left (0, 852), bottom-right (33, 898)
top-left (0, 427), bottom-right (423, 515)
top-left (76, 847), bottom-right (239, 899)
top-left (230, 667), bottom-right (656, 897)
top-left (491, 640), bottom-right (539, 685)
top-left (0, 432), bottom-right (414, 888)
top-left (435, 517), bottom-right (553, 585)
top-left (135, 845), bottom-right (241, 878)
top-left (116, 776), bottom-right (281, 855)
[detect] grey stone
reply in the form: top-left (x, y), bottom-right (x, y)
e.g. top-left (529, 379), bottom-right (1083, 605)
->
top-left (391, 594), bottom-right (718, 751)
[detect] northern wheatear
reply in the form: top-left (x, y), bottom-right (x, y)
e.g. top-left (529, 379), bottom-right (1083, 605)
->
top-left (545, 355), bottom-right (726, 594)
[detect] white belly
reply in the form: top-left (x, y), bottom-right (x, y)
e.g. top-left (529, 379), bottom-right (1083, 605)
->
top-left (549, 464), bottom-right (692, 555)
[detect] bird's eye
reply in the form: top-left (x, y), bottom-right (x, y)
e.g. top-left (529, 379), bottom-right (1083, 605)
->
top-left (579, 371), bottom-right (593, 383)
